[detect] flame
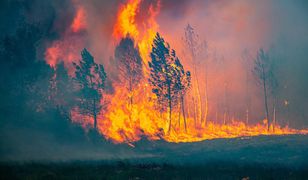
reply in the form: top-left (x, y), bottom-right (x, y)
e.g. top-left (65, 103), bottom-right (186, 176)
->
top-left (45, 0), bottom-right (308, 144)
top-left (90, 0), bottom-right (308, 144)
top-left (113, 0), bottom-right (160, 66)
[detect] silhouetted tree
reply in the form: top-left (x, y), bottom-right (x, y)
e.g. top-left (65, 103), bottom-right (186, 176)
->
top-left (114, 35), bottom-right (143, 110)
top-left (73, 48), bottom-right (107, 130)
top-left (149, 33), bottom-right (190, 133)
top-left (253, 48), bottom-right (277, 131)
top-left (49, 62), bottom-right (75, 120)
top-left (173, 52), bottom-right (191, 131)
top-left (241, 49), bottom-right (253, 125)
top-left (183, 24), bottom-right (204, 127)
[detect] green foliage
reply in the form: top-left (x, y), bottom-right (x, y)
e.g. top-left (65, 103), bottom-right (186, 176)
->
top-left (149, 33), bottom-right (191, 112)
top-left (73, 48), bottom-right (107, 129)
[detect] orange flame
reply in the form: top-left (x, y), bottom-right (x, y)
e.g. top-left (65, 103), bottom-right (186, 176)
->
top-left (47, 0), bottom-right (308, 144)
top-left (113, 0), bottom-right (160, 66)
top-left (88, 0), bottom-right (308, 144)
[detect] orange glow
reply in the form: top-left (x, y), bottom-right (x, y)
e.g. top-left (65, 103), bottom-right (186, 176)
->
top-left (113, 0), bottom-right (160, 66)
top-left (46, 0), bottom-right (308, 145)
top-left (86, 0), bottom-right (308, 144)
top-left (45, 1), bottom-right (86, 68)
top-left (44, 37), bottom-right (81, 68)
top-left (71, 6), bottom-right (86, 33)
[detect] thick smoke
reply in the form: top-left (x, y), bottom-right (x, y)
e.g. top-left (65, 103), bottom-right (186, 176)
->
top-left (0, 0), bottom-right (308, 161)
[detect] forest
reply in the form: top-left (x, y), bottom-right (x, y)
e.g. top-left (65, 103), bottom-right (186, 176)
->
top-left (1, 0), bottom-right (308, 179)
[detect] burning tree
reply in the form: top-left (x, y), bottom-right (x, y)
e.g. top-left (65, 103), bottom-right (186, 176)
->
top-left (73, 48), bottom-right (107, 130)
top-left (149, 33), bottom-right (190, 133)
top-left (253, 48), bottom-right (278, 131)
top-left (114, 35), bottom-right (143, 110)
top-left (183, 24), bottom-right (208, 127)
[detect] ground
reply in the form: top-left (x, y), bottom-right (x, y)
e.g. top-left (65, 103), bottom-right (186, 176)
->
top-left (1, 135), bottom-right (308, 179)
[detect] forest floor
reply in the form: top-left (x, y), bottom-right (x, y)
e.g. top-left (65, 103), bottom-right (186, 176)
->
top-left (1, 135), bottom-right (308, 179)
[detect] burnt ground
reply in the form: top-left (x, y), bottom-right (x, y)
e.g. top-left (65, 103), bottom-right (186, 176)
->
top-left (1, 135), bottom-right (308, 179)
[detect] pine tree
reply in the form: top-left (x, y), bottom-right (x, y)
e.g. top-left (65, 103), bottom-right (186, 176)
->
top-left (253, 48), bottom-right (277, 131)
top-left (114, 35), bottom-right (143, 110)
top-left (149, 33), bottom-right (190, 133)
top-left (73, 48), bottom-right (107, 130)
top-left (173, 50), bottom-right (191, 131)
top-left (183, 24), bottom-right (204, 127)
top-left (49, 62), bottom-right (75, 120)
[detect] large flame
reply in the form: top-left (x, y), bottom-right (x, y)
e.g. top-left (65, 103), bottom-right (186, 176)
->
top-left (93, 0), bottom-right (308, 144)
top-left (46, 0), bottom-right (308, 145)
top-left (113, 0), bottom-right (160, 66)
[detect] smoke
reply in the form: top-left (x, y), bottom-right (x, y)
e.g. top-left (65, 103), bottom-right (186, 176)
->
top-left (156, 0), bottom-right (308, 126)
top-left (1, 0), bottom-right (308, 161)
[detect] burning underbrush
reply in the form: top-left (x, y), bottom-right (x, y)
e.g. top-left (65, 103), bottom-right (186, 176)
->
top-left (43, 0), bottom-right (308, 145)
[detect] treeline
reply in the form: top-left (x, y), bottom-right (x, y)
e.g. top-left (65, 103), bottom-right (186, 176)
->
top-left (0, 22), bottom-right (282, 142)
top-left (0, 22), bottom-right (192, 137)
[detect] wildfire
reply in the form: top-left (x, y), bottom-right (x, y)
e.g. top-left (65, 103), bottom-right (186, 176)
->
top-left (113, 0), bottom-right (160, 66)
top-left (92, 0), bottom-right (308, 144)
top-left (46, 0), bottom-right (308, 145)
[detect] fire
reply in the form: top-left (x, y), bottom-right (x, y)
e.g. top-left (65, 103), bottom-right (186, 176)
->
top-left (91, 0), bottom-right (308, 144)
top-left (113, 0), bottom-right (160, 66)
top-left (45, 0), bottom-right (308, 145)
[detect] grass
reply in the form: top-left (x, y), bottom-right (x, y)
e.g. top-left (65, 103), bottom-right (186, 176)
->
top-left (1, 161), bottom-right (307, 180)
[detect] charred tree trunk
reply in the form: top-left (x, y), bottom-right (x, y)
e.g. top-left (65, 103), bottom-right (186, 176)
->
top-left (168, 82), bottom-right (172, 133)
top-left (262, 67), bottom-right (270, 131)
top-left (272, 97), bottom-right (277, 132)
top-left (203, 62), bottom-right (209, 127)
top-left (181, 96), bottom-right (187, 132)
top-left (178, 105), bottom-right (181, 129)
top-left (93, 98), bottom-right (97, 130)
top-left (245, 70), bottom-right (250, 125)
top-left (192, 97), bottom-right (197, 128)
top-left (190, 49), bottom-right (202, 128)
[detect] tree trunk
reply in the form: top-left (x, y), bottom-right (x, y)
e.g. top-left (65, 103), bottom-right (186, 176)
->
top-left (204, 63), bottom-right (209, 127)
top-left (178, 105), bottom-right (181, 129)
top-left (168, 100), bottom-right (172, 133)
top-left (168, 83), bottom-right (172, 133)
top-left (93, 98), bottom-right (97, 130)
top-left (262, 74), bottom-right (270, 131)
top-left (245, 70), bottom-right (249, 125)
top-left (192, 97), bottom-right (197, 128)
top-left (223, 81), bottom-right (228, 125)
top-left (273, 97), bottom-right (277, 132)
top-left (181, 96), bottom-right (187, 132)
top-left (192, 60), bottom-right (202, 128)
top-left (129, 78), bottom-right (133, 121)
